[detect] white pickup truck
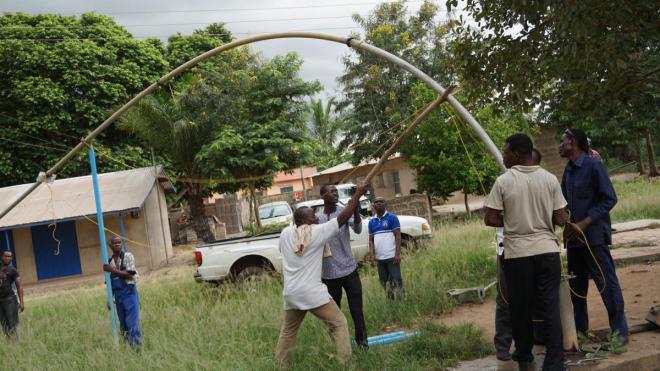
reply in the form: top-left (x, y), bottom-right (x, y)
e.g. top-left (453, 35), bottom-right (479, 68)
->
top-left (194, 212), bottom-right (432, 283)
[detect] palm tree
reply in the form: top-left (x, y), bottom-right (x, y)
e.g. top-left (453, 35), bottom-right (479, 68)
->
top-left (308, 97), bottom-right (344, 147)
top-left (119, 91), bottom-right (217, 243)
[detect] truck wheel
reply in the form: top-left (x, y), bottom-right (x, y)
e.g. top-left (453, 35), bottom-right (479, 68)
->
top-left (235, 266), bottom-right (266, 283)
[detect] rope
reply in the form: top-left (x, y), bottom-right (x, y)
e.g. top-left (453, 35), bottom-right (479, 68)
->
top-left (446, 105), bottom-right (487, 196)
top-left (45, 183), bottom-right (62, 256)
top-left (563, 210), bottom-right (607, 299)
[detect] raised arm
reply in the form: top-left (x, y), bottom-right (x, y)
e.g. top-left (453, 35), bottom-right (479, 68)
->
top-left (337, 182), bottom-right (369, 226)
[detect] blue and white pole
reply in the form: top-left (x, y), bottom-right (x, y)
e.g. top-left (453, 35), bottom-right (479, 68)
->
top-left (88, 145), bottom-right (119, 342)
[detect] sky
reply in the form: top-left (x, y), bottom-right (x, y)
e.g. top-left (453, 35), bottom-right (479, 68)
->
top-left (0, 0), bottom-right (449, 97)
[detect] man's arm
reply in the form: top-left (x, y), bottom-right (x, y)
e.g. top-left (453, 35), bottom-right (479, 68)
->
top-left (351, 206), bottom-right (362, 234)
top-left (553, 208), bottom-right (569, 226)
top-left (393, 229), bottom-right (402, 264)
top-left (15, 276), bottom-right (24, 312)
top-left (584, 161), bottom-right (617, 225)
top-left (369, 234), bottom-right (376, 266)
top-left (484, 207), bottom-right (504, 227)
top-left (337, 183), bottom-right (369, 226)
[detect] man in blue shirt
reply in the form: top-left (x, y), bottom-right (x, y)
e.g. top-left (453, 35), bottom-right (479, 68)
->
top-left (368, 197), bottom-right (403, 300)
top-left (559, 128), bottom-right (628, 342)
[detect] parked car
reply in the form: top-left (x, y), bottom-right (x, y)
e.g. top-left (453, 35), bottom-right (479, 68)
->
top-left (194, 203), bottom-right (432, 284)
top-left (258, 201), bottom-right (293, 227)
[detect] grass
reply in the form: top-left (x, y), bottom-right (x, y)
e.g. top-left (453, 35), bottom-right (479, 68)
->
top-left (3, 220), bottom-right (495, 371)
top-left (611, 177), bottom-right (660, 222)
top-left (3, 177), bottom-right (657, 370)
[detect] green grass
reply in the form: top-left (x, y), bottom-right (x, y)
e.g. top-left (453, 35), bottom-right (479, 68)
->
top-left (611, 178), bottom-right (660, 222)
top-left (2, 178), bottom-right (657, 370)
top-left (2, 221), bottom-right (495, 371)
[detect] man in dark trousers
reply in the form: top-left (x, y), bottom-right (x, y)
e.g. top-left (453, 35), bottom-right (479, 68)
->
top-left (485, 133), bottom-right (568, 371)
top-left (103, 236), bottom-right (143, 349)
top-left (559, 128), bottom-right (628, 341)
top-left (318, 184), bottom-right (368, 349)
top-left (0, 250), bottom-right (24, 338)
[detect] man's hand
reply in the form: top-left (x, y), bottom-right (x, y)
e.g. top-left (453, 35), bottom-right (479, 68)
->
top-left (575, 217), bottom-right (592, 234)
top-left (355, 182), bottom-right (369, 198)
top-left (102, 264), bottom-right (115, 273)
top-left (394, 253), bottom-right (401, 265)
top-left (19, 301), bottom-right (24, 312)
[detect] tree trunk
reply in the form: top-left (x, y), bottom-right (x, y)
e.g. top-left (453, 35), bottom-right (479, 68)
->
top-left (187, 185), bottom-right (215, 243)
top-left (251, 183), bottom-right (261, 227)
top-left (635, 134), bottom-right (645, 175)
top-left (463, 188), bottom-right (471, 216)
top-left (646, 128), bottom-right (659, 177)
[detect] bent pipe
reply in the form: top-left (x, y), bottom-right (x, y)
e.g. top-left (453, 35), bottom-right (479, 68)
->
top-left (0, 31), bottom-right (504, 221)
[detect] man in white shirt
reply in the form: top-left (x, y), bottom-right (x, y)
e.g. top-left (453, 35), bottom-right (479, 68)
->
top-left (275, 182), bottom-right (369, 368)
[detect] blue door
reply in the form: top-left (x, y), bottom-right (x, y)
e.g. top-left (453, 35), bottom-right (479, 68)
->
top-left (31, 221), bottom-right (82, 280)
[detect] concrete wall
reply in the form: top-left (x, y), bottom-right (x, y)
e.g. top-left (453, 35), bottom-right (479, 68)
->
top-left (142, 182), bottom-right (173, 269)
top-left (533, 126), bottom-right (565, 179)
top-left (13, 228), bottom-right (36, 283)
top-left (385, 194), bottom-right (433, 223)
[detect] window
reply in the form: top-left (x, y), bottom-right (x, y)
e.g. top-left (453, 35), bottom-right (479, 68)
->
top-left (392, 171), bottom-right (401, 195)
top-left (280, 186), bottom-right (294, 194)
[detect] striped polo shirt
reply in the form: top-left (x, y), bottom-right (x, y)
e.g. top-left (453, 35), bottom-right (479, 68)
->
top-left (368, 211), bottom-right (401, 260)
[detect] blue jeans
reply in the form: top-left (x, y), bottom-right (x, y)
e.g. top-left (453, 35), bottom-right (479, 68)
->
top-left (112, 278), bottom-right (143, 349)
top-left (567, 244), bottom-right (628, 338)
top-left (376, 258), bottom-right (403, 300)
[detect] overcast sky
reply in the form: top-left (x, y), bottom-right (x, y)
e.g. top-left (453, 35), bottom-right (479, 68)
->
top-left (0, 0), bottom-right (452, 97)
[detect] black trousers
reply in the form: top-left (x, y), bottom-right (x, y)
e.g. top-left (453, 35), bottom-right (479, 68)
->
top-left (567, 244), bottom-right (628, 338)
top-left (503, 253), bottom-right (564, 371)
top-left (322, 269), bottom-right (368, 346)
top-left (494, 254), bottom-right (513, 353)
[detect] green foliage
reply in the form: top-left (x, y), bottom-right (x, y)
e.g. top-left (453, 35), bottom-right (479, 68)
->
top-left (339, 0), bottom-right (460, 164)
top-left (611, 178), bottom-right (660, 222)
top-left (448, 0), bottom-right (659, 138)
top-left (195, 52), bottom-right (322, 192)
top-left (307, 97), bottom-right (350, 171)
top-left (0, 12), bottom-right (169, 186)
top-left (403, 84), bottom-right (528, 200)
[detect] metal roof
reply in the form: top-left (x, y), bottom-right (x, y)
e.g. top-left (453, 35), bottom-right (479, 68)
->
top-left (0, 167), bottom-right (173, 230)
top-left (312, 153), bottom-right (401, 177)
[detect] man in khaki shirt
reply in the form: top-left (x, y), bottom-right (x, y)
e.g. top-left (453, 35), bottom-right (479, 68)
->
top-left (485, 133), bottom-right (568, 371)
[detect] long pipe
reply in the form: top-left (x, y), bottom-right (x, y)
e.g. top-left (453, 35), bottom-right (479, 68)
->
top-left (88, 146), bottom-right (119, 342)
top-left (0, 31), bottom-right (503, 221)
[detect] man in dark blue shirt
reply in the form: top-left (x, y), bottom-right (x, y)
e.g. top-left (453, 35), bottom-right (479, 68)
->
top-left (559, 128), bottom-right (628, 342)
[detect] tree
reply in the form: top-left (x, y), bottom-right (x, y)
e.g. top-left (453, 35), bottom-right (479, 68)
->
top-left (338, 0), bottom-right (459, 164)
top-left (195, 53), bottom-right (322, 226)
top-left (448, 0), bottom-right (660, 175)
top-left (403, 84), bottom-right (528, 212)
top-left (307, 98), bottom-right (349, 171)
top-left (0, 13), bottom-right (169, 187)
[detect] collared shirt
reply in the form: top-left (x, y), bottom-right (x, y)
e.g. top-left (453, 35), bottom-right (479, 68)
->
top-left (110, 251), bottom-right (139, 285)
top-left (317, 205), bottom-right (362, 279)
top-left (279, 219), bottom-right (339, 310)
top-left (561, 153), bottom-right (617, 248)
top-left (368, 211), bottom-right (401, 260)
top-left (485, 165), bottom-right (567, 259)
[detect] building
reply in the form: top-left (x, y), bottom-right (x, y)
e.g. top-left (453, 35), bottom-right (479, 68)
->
top-left (311, 154), bottom-right (417, 200)
top-left (0, 167), bottom-right (174, 285)
top-left (259, 166), bottom-right (316, 200)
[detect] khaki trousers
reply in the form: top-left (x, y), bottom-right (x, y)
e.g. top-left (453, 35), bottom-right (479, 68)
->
top-left (275, 300), bottom-right (351, 368)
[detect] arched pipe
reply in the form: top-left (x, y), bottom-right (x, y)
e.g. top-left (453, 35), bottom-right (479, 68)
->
top-left (0, 31), bottom-right (503, 221)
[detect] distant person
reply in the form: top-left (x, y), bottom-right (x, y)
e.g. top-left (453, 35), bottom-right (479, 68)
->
top-left (275, 183), bottom-right (369, 368)
top-left (103, 236), bottom-right (142, 349)
top-left (559, 128), bottom-right (628, 342)
top-left (318, 184), bottom-right (368, 349)
top-left (368, 197), bottom-right (403, 300)
top-left (0, 251), bottom-right (23, 338)
top-left (587, 137), bottom-right (603, 161)
top-left (485, 133), bottom-right (568, 371)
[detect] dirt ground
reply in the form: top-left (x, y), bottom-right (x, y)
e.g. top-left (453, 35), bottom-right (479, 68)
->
top-left (437, 261), bottom-right (660, 344)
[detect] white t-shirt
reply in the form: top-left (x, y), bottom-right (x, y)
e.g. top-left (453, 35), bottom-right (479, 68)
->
top-left (279, 219), bottom-right (339, 310)
top-left (485, 165), bottom-right (567, 259)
